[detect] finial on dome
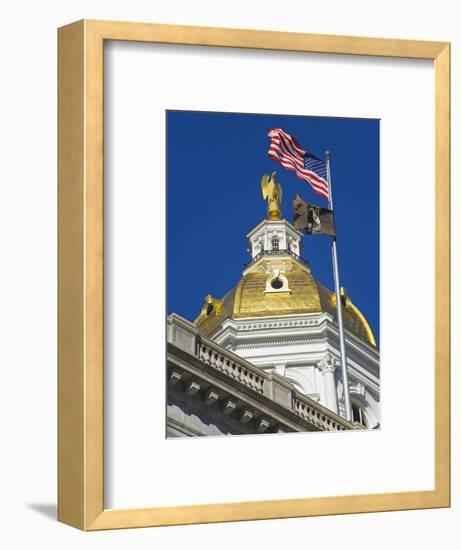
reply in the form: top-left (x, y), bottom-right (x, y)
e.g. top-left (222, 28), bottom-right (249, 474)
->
top-left (261, 172), bottom-right (283, 220)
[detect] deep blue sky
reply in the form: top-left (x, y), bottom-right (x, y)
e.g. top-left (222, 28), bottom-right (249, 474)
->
top-left (167, 111), bottom-right (380, 342)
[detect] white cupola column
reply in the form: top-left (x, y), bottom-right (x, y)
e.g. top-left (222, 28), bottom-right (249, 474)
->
top-left (318, 354), bottom-right (339, 414)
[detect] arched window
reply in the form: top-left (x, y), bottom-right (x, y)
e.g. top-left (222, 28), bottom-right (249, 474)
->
top-left (271, 236), bottom-right (279, 251)
top-left (352, 403), bottom-right (367, 427)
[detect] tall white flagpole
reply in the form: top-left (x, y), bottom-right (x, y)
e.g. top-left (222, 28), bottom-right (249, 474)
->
top-left (326, 150), bottom-right (352, 422)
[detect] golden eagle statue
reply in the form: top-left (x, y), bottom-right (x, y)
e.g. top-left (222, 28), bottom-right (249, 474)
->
top-left (261, 172), bottom-right (283, 220)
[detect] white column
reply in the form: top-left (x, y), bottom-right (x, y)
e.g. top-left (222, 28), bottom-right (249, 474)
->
top-left (318, 354), bottom-right (339, 414)
top-left (281, 229), bottom-right (287, 250)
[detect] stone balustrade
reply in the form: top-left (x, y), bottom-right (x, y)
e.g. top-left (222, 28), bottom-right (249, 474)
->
top-left (168, 313), bottom-right (357, 432)
top-left (293, 398), bottom-right (347, 431)
top-left (198, 341), bottom-right (265, 394)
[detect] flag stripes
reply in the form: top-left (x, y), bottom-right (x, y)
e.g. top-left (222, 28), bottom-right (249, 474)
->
top-left (267, 128), bottom-right (330, 200)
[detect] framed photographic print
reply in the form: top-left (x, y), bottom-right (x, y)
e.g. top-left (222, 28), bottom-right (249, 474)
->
top-left (58, 20), bottom-right (450, 530)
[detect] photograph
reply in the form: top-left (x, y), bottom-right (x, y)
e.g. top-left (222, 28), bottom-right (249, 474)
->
top-left (166, 110), bottom-right (380, 437)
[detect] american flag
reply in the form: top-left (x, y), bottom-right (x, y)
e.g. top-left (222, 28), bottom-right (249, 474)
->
top-left (267, 128), bottom-right (330, 200)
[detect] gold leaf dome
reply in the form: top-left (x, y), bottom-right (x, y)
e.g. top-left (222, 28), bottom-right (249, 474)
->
top-left (195, 257), bottom-right (376, 347)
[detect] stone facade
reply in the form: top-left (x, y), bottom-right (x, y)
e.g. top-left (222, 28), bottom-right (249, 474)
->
top-left (167, 314), bottom-right (360, 437)
top-left (210, 311), bottom-right (380, 427)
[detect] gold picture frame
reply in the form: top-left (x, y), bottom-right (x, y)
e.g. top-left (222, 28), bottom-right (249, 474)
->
top-left (58, 19), bottom-right (450, 530)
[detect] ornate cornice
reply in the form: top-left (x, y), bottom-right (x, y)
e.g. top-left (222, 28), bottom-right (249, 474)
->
top-left (232, 337), bottom-right (328, 350)
top-left (232, 317), bottom-right (323, 331)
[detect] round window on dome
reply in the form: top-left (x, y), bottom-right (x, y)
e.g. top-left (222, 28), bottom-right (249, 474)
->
top-left (271, 278), bottom-right (283, 290)
top-left (206, 303), bottom-right (214, 316)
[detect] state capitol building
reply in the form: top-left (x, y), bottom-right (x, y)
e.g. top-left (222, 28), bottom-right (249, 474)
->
top-left (166, 181), bottom-right (380, 437)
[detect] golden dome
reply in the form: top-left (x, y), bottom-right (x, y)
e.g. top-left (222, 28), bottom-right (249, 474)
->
top-left (195, 257), bottom-right (376, 347)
